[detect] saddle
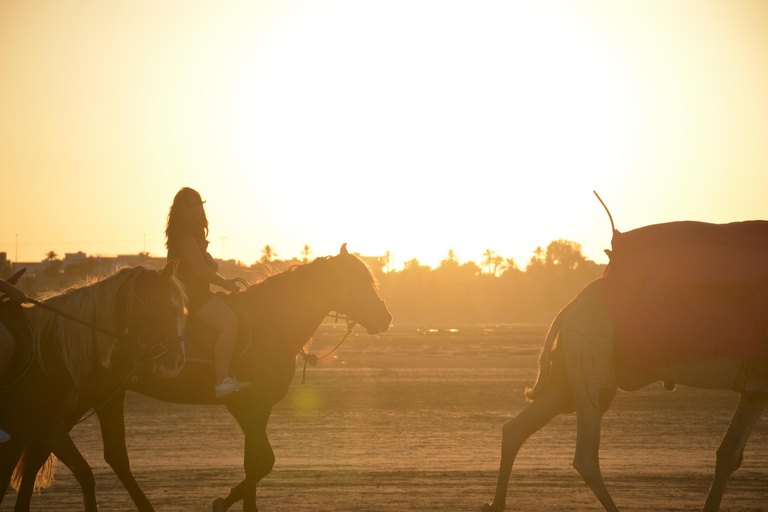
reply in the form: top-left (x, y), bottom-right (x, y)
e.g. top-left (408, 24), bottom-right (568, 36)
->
top-left (0, 298), bottom-right (34, 385)
top-left (604, 221), bottom-right (768, 371)
top-left (183, 292), bottom-right (252, 364)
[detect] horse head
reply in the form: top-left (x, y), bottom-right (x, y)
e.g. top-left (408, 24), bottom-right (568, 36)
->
top-left (128, 261), bottom-right (186, 377)
top-left (328, 244), bottom-right (392, 335)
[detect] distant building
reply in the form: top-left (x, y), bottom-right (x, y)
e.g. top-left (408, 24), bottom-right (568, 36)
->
top-left (11, 259), bottom-right (48, 276)
top-left (0, 252), bottom-right (9, 278)
top-left (63, 251), bottom-right (88, 267)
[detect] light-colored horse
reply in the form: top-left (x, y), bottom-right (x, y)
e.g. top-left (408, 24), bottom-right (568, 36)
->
top-left (484, 277), bottom-right (768, 512)
top-left (0, 263), bottom-right (187, 512)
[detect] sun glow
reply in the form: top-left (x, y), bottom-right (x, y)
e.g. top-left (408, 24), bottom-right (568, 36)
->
top-left (2, 1), bottom-right (767, 269)
top-left (221, 1), bottom-right (639, 266)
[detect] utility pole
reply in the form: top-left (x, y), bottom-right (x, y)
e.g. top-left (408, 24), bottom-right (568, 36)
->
top-left (15, 233), bottom-right (18, 263)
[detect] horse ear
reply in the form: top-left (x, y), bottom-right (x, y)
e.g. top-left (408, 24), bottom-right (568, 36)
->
top-left (162, 260), bottom-right (179, 280)
top-left (340, 243), bottom-right (348, 256)
top-left (6, 267), bottom-right (26, 285)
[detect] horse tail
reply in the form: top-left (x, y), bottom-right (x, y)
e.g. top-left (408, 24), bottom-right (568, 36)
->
top-left (525, 278), bottom-right (606, 401)
top-left (11, 447), bottom-right (58, 491)
top-left (524, 307), bottom-right (566, 401)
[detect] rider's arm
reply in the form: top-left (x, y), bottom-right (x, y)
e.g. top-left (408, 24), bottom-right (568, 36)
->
top-left (0, 280), bottom-right (27, 304)
top-left (181, 236), bottom-right (237, 292)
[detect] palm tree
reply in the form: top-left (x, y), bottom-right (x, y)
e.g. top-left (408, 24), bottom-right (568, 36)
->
top-left (482, 248), bottom-right (496, 275)
top-left (301, 245), bottom-right (312, 263)
top-left (439, 249), bottom-right (460, 271)
top-left (260, 244), bottom-right (277, 264)
top-left (44, 250), bottom-right (60, 277)
top-left (491, 254), bottom-right (505, 276)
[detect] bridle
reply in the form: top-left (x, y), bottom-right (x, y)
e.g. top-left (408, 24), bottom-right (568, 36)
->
top-left (298, 312), bottom-right (356, 385)
top-left (297, 274), bottom-right (378, 385)
top-left (122, 288), bottom-right (185, 362)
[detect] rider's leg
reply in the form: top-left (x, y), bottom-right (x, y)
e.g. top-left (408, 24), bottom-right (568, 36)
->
top-left (194, 296), bottom-right (247, 396)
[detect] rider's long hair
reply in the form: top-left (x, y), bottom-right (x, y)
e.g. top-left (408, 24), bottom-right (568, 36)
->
top-left (165, 187), bottom-right (209, 250)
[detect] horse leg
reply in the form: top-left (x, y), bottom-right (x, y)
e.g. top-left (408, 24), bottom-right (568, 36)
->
top-left (212, 401), bottom-right (274, 512)
top-left (572, 397), bottom-right (619, 512)
top-left (0, 439), bottom-right (24, 505)
top-left (484, 374), bottom-right (574, 512)
top-left (566, 326), bottom-right (619, 511)
top-left (13, 391), bottom-right (119, 512)
top-left (39, 426), bottom-right (99, 512)
top-left (213, 433), bottom-right (275, 512)
top-left (12, 442), bottom-right (52, 512)
top-left (96, 391), bottom-right (157, 512)
top-left (702, 391), bottom-right (768, 512)
top-left (212, 479), bottom-right (247, 512)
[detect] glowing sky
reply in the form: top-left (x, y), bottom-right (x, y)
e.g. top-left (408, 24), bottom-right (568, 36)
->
top-left (2, 0), bottom-right (767, 269)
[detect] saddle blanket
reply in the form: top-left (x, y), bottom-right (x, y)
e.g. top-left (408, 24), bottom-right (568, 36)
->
top-left (603, 221), bottom-right (768, 370)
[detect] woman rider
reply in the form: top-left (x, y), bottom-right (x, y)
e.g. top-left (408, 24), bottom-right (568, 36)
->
top-left (0, 274), bottom-right (28, 442)
top-left (166, 187), bottom-right (250, 398)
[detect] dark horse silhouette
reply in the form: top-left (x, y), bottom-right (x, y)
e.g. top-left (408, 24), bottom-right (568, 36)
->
top-left (0, 262), bottom-right (187, 512)
top-left (12, 244), bottom-right (392, 512)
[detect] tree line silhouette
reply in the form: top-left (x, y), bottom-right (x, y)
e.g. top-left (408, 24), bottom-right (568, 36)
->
top-left (4, 239), bottom-right (604, 323)
top-left (376, 239), bottom-right (604, 323)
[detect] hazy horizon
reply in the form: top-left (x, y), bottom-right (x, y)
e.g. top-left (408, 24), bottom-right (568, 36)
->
top-left (2, 0), bottom-right (767, 268)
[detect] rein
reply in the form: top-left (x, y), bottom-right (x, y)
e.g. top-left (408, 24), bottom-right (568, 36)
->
top-left (0, 298), bottom-right (125, 390)
top-left (4, 288), bottom-right (182, 392)
top-left (25, 296), bottom-right (182, 360)
top-left (298, 312), bottom-right (357, 385)
top-left (26, 298), bottom-right (120, 338)
top-left (25, 294), bottom-right (182, 427)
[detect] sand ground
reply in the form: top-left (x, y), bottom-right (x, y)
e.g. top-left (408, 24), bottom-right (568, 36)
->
top-left (3, 324), bottom-right (767, 511)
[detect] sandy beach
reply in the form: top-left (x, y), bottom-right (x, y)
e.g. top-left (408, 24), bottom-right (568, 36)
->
top-left (4, 323), bottom-right (767, 511)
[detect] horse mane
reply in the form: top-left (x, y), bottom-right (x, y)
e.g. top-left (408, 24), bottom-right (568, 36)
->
top-left (231, 255), bottom-right (376, 354)
top-left (29, 266), bottom-right (176, 386)
top-left (242, 254), bottom-right (377, 296)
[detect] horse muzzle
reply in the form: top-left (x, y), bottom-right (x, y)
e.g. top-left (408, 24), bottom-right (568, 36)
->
top-left (365, 313), bottom-right (393, 335)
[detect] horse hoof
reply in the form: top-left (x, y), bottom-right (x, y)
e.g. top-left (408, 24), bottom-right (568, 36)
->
top-left (212, 497), bottom-right (226, 512)
top-left (481, 504), bottom-right (504, 512)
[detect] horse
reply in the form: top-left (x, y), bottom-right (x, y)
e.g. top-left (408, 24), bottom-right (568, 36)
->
top-left (0, 262), bottom-right (187, 512)
top-left (483, 277), bottom-right (768, 512)
top-left (13, 244), bottom-right (393, 512)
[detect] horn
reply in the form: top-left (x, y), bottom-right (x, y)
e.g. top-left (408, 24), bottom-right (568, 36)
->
top-left (162, 260), bottom-right (179, 279)
top-left (340, 243), bottom-right (348, 255)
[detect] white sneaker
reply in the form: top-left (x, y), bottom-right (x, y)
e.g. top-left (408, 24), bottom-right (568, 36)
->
top-left (215, 377), bottom-right (251, 398)
top-left (0, 429), bottom-right (10, 443)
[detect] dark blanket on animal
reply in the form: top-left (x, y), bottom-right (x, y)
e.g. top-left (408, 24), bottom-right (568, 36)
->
top-left (603, 221), bottom-right (768, 371)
